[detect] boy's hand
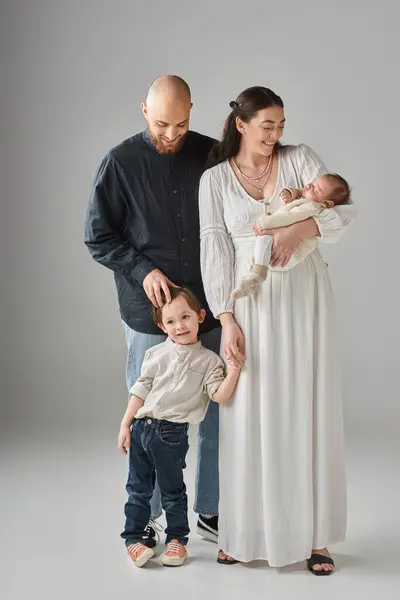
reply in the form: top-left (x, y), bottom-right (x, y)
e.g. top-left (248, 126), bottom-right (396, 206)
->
top-left (118, 425), bottom-right (131, 455)
top-left (280, 188), bottom-right (293, 204)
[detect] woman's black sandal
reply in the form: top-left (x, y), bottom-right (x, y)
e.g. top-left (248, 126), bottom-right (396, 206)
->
top-left (217, 550), bottom-right (239, 565)
top-left (307, 553), bottom-right (335, 575)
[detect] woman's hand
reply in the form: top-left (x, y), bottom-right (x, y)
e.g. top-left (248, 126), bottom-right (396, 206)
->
top-left (256, 225), bottom-right (299, 268)
top-left (219, 313), bottom-right (245, 367)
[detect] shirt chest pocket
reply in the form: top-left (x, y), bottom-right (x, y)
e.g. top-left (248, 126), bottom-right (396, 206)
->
top-left (187, 368), bottom-right (206, 392)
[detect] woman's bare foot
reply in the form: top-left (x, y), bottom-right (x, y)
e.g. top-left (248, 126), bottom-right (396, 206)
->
top-left (310, 548), bottom-right (334, 573)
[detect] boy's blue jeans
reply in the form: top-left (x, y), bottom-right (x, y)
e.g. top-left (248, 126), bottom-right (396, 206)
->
top-left (122, 323), bottom-right (221, 519)
top-left (121, 418), bottom-right (190, 545)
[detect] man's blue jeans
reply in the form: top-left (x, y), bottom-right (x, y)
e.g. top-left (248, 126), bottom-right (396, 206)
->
top-left (123, 322), bottom-right (221, 518)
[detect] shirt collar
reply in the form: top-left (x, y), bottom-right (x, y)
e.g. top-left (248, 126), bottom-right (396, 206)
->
top-left (165, 337), bottom-right (201, 353)
top-left (141, 129), bottom-right (154, 149)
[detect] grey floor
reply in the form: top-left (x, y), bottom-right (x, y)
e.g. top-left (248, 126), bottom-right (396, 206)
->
top-left (2, 428), bottom-right (399, 599)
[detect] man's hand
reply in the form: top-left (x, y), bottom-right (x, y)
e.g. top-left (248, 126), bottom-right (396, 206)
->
top-left (143, 269), bottom-right (179, 307)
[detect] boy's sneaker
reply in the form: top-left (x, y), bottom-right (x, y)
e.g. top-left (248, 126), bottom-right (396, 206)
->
top-left (142, 518), bottom-right (163, 548)
top-left (127, 542), bottom-right (155, 567)
top-left (196, 515), bottom-right (218, 543)
top-left (162, 539), bottom-right (187, 567)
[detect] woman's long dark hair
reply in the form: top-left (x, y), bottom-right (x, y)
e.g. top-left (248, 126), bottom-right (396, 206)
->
top-left (208, 86), bottom-right (284, 168)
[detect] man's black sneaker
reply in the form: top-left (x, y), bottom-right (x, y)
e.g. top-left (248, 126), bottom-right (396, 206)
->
top-left (142, 519), bottom-right (162, 548)
top-left (196, 515), bottom-right (218, 543)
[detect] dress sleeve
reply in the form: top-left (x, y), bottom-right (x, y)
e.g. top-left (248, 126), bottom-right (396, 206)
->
top-left (129, 349), bottom-right (157, 400)
top-left (296, 144), bottom-right (357, 243)
top-left (199, 168), bottom-right (235, 317)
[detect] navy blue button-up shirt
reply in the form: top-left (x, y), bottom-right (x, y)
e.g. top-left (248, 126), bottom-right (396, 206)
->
top-left (85, 130), bottom-right (220, 335)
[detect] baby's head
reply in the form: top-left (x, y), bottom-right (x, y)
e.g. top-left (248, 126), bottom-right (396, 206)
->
top-left (303, 174), bottom-right (351, 207)
top-left (152, 287), bottom-right (206, 345)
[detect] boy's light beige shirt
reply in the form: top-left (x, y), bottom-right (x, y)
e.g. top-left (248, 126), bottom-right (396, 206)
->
top-left (131, 338), bottom-right (225, 424)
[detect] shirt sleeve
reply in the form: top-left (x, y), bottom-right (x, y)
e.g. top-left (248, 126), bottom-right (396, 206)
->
top-left (129, 349), bottom-right (157, 401)
top-left (281, 187), bottom-right (302, 199)
top-left (256, 201), bottom-right (321, 231)
top-left (84, 154), bottom-right (156, 284)
top-left (199, 168), bottom-right (235, 318)
top-left (296, 144), bottom-right (357, 243)
top-left (203, 356), bottom-right (226, 399)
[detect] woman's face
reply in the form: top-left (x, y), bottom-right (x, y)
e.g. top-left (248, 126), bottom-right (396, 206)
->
top-left (237, 105), bottom-right (285, 156)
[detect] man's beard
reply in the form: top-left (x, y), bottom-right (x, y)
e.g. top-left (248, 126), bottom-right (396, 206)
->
top-left (147, 129), bottom-right (187, 154)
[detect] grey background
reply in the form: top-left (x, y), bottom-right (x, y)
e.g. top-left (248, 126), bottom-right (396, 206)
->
top-left (1, 1), bottom-right (399, 598)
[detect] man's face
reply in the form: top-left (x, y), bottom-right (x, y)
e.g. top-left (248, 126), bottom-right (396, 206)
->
top-left (142, 99), bottom-right (192, 154)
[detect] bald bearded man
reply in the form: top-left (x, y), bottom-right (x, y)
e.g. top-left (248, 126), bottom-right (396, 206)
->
top-left (85, 76), bottom-right (221, 551)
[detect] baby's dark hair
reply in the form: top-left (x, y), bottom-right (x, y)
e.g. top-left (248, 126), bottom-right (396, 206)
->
top-left (152, 286), bottom-right (203, 326)
top-left (325, 173), bottom-right (351, 206)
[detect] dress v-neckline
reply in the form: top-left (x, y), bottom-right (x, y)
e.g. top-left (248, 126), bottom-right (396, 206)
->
top-left (226, 153), bottom-right (281, 205)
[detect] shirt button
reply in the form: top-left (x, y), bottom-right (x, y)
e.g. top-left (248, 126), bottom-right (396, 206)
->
top-left (181, 238), bottom-right (185, 242)
top-left (147, 419), bottom-right (152, 424)
top-left (177, 213), bottom-right (181, 218)
top-left (173, 190), bottom-right (177, 194)
top-left (184, 262), bottom-right (188, 266)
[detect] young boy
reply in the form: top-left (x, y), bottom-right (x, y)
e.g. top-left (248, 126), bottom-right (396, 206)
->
top-left (232, 173), bottom-right (351, 299)
top-left (118, 287), bottom-right (242, 568)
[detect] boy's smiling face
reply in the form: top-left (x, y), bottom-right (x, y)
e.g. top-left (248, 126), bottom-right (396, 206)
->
top-left (159, 295), bottom-right (205, 345)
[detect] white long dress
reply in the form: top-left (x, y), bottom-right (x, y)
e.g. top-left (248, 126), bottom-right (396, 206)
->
top-left (199, 144), bottom-right (357, 567)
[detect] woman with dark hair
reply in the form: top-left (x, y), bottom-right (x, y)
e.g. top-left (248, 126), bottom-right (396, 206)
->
top-left (199, 86), bottom-right (356, 574)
